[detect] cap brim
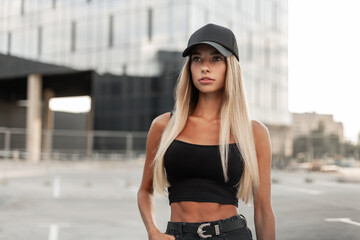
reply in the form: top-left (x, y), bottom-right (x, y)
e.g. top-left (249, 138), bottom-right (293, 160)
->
top-left (182, 41), bottom-right (232, 58)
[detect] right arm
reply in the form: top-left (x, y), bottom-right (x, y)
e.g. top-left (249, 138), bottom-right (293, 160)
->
top-left (137, 113), bottom-right (174, 240)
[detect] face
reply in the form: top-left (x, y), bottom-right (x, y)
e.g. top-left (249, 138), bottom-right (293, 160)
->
top-left (190, 44), bottom-right (227, 94)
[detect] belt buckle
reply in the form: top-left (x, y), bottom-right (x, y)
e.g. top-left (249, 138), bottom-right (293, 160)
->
top-left (197, 223), bottom-right (212, 239)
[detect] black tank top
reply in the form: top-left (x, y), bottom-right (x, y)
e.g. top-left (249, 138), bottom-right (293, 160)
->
top-left (164, 139), bottom-right (244, 207)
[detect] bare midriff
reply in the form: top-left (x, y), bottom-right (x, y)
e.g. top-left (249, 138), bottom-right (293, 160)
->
top-left (170, 201), bottom-right (238, 222)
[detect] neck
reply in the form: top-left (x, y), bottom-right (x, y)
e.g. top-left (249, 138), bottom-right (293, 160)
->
top-left (192, 91), bottom-right (223, 120)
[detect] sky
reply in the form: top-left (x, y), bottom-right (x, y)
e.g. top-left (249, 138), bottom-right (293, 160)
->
top-left (288, 0), bottom-right (360, 142)
top-left (50, 0), bottom-right (360, 142)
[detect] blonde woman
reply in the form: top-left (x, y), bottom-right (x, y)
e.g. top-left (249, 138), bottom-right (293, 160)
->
top-left (138, 24), bottom-right (275, 240)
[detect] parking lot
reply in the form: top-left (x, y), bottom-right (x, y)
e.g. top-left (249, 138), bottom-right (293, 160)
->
top-left (0, 159), bottom-right (359, 240)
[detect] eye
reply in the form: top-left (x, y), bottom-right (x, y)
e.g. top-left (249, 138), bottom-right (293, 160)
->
top-left (212, 56), bottom-right (223, 62)
top-left (191, 56), bottom-right (202, 62)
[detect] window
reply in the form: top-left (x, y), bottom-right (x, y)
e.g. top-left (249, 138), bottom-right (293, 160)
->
top-left (148, 8), bottom-right (153, 42)
top-left (71, 21), bottom-right (76, 52)
top-left (108, 15), bottom-right (114, 48)
top-left (7, 32), bottom-right (11, 54)
top-left (38, 26), bottom-right (42, 56)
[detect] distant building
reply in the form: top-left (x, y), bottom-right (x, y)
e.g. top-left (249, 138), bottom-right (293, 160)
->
top-left (292, 112), bottom-right (344, 141)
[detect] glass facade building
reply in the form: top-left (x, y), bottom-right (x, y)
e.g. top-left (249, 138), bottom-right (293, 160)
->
top-left (0, 0), bottom-right (290, 127)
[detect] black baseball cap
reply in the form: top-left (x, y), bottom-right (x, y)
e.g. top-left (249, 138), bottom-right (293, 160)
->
top-left (182, 23), bottom-right (239, 61)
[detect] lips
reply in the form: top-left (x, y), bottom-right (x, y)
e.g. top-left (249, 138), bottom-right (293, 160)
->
top-left (199, 77), bottom-right (215, 84)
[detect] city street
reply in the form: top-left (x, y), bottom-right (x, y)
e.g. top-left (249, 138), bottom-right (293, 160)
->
top-left (0, 160), bottom-right (359, 240)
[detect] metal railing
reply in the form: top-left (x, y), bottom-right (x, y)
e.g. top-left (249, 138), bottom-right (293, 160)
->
top-left (0, 127), bottom-right (147, 161)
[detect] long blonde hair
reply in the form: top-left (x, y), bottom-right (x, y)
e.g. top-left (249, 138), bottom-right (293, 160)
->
top-left (152, 55), bottom-right (259, 204)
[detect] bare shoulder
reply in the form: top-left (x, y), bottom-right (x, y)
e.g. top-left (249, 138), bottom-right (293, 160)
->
top-left (148, 112), bottom-right (172, 136)
top-left (151, 112), bottom-right (171, 129)
top-left (251, 120), bottom-right (269, 137)
top-left (251, 119), bottom-right (270, 140)
top-left (146, 112), bottom-right (172, 155)
top-left (251, 120), bottom-right (271, 162)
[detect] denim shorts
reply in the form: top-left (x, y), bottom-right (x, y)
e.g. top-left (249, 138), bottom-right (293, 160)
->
top-left (165, 214), bottom-right (253, 240)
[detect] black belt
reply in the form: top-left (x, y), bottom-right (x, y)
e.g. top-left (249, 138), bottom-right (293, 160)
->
top-left (166, 215), bottom-right (247, 239)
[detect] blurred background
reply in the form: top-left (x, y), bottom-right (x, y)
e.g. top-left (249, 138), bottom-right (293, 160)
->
top-left (0, 0), bottom-right (359, 240)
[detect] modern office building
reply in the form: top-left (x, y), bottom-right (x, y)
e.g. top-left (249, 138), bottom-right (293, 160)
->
top-left (0, 0), bottom-right (291, 160)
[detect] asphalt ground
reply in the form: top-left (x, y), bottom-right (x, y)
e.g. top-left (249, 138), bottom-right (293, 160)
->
top-left (0, 159), bottom-right (359, 240)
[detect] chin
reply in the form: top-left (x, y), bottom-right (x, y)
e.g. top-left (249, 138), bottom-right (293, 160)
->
top-left (198, 88), bottom-right (224, 94)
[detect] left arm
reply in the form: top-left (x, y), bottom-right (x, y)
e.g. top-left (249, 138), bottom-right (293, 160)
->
top-left (252, 120), bottom-right (276, 240)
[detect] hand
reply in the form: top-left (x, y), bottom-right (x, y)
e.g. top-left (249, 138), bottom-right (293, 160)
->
top-left (149, 230), bottom-right (176, 240)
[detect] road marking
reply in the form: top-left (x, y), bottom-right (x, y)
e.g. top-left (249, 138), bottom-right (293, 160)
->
top-left (275, 185), bottom-right (322, 195)
top-left (49, 224), bottom-right (59, 240)
top-left (53, 176), bottom-right (61, 198)
top-left (38, 223), bottom-right (70, 240)
top-left (326, 218), bottom-right (360, 227)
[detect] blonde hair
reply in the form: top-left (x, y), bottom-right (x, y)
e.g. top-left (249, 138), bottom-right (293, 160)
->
top-left (152, 55), bottom-right (259, 204)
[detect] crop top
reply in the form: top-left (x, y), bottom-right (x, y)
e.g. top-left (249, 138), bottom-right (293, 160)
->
top-left (163, 139), bottom-right (244, 207)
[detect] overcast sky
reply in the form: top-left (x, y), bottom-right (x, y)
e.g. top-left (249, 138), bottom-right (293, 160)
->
top-left (288, 0), bottom-right (360, 142)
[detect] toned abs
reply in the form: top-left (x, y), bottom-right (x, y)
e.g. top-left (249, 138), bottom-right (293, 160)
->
top-left (170, 202), bottom-right (238, 222)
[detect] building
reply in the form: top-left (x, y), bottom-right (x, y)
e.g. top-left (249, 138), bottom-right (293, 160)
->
top-left (292, 112), bottom-right (344, 142)
top-left (0, 54), bottom-right (175, 160)
top-left (0, 0), bottom-right (290, 161)
top-left (291, 112), bottom-right (344, 162)
top-left (0, 0), bottom-right (290, 124)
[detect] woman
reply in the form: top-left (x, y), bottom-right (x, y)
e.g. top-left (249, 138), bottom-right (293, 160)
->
top-left (138, 23), bottom-right (275, 240)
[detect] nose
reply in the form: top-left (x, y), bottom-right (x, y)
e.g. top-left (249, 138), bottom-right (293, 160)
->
top-left (201, 62), bottom-right (210, 73)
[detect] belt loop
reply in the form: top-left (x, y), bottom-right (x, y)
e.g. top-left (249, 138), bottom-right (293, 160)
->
top-left (180, 222), bottom-right (185, 234)
top-left (239, 214), bottom-right (247, 226)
